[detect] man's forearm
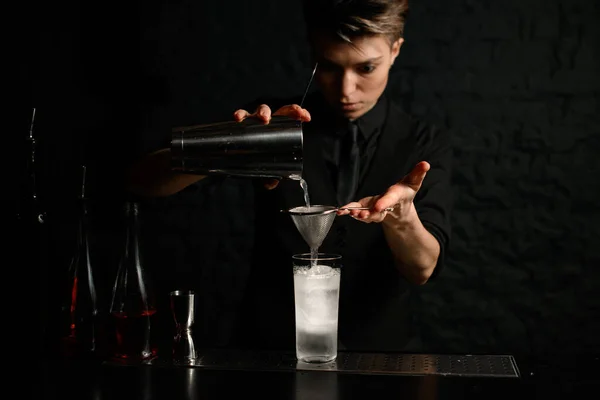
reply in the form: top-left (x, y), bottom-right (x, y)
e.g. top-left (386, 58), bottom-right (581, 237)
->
top-left (381, 204), bottom-right (441, 285)
top-left (126, 148), bottom-right (205, 197)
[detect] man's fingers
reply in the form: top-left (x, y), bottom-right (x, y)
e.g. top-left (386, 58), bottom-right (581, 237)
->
top-left (233, 105), bottom-right (272, 123)
top-left (234, 104), bottom-right (310, 124)
top-left (336, 201), bottom-right (362, 216)
top-left (401, 161), bottom-right (430, 191)
top-left (253, 104), bottom-right (272, 123)
top-left (372, 187), bottom-right (402, 213)
top-left (263, 179), bottom-right (280, 190)
top-left (273, 104), bottom-right (312, 122)
top-left (233, 109), bottom-right (251, 122)
top-left (373, 195), bottom-right (398, 214)
top-left (371, 162), bottom-right (431, 213)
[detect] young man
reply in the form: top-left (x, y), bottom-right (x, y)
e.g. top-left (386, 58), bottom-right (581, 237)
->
top-left (128, 0), bottom-right (452, 352)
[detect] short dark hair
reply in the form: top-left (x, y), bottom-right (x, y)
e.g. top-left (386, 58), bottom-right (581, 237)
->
top-left (302, 0), bottom-right (409, 45)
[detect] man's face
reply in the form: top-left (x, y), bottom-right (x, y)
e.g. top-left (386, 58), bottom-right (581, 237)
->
top-left (311, 34), bottom-right (403, 120)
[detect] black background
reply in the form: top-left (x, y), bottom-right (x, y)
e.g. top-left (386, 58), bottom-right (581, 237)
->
top-left (21, 0), bottom-right (600, 357)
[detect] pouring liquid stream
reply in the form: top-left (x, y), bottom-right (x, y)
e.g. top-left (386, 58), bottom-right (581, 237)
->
top-left (299, 179), bottom-right (319, 269)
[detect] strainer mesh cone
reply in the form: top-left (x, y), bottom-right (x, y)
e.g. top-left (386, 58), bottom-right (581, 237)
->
top-left (288, 205), bottom-right (337, 250)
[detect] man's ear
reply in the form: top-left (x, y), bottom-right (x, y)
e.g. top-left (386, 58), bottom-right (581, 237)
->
top-left (390, 38), bottom-right (404, 65)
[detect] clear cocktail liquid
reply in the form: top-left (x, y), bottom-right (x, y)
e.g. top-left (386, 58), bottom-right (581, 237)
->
top-left (293, 264), bottom-right (340, 362)
top-left (299, 179), bottom-right (319, 266)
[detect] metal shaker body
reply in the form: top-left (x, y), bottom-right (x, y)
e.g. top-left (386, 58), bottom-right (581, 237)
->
top-left (171, 115), bottom-right (303, 180)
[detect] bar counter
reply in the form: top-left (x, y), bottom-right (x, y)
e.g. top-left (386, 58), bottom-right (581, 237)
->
top-left (39, 350), bottom-right (599, 399)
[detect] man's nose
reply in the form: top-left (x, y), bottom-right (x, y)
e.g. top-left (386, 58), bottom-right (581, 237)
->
top-left (340, 71), bottom-right (357, 98)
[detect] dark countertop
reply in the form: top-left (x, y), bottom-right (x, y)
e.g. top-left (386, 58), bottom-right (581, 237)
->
top-left (37, 351), bottom-right (599, 399)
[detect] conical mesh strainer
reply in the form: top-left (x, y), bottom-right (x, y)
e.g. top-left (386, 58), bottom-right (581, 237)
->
top-left (288, 205), bottom-right (338, 250)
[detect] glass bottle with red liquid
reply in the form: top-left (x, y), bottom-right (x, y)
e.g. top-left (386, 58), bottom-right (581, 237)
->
top-left (109, 201), bottom-right (158, 362)
top-left (59, 165), bottom-right (106, 360)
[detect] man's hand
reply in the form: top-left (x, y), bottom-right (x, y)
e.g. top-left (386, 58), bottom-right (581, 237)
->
top-left (336, 161), bottom-right (430, 223)
top-left (233, 104), bottom-right (311, 124)
top-left (233, 104), bottom-right (311, 190)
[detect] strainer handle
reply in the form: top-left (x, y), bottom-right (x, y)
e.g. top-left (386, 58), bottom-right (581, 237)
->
top-left (338, 207), bottom-right (394, 211)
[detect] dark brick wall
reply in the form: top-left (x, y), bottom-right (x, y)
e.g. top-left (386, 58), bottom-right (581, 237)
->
top-left (397, 0), bottom-right (600, 355)
top-left (24, 0), bottom-right (599, 357)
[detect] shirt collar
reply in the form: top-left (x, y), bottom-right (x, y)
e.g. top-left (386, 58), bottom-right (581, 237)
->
top-left (353, 93), bottom-right (388, 142)
top-left (330, 93), bottom-right (388, 140)
top-left (306, 91), bottom-right (388, 140)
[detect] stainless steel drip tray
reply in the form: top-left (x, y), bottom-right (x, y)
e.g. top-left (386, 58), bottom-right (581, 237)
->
top-left (145, 351), bottom-right (520, 378)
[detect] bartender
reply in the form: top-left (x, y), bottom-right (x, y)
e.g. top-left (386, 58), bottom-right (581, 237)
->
top-left (127, 0), bottom-right (452, 353)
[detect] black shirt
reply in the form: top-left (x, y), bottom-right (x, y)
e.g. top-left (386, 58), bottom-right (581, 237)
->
top-left (322, 93), bottom-right (388, 201)
top-left (231, 90), bottom-right (453, 352)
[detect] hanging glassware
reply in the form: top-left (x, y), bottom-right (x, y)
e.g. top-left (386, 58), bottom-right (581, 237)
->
top-left (59, 165), bottom-right (105, 359)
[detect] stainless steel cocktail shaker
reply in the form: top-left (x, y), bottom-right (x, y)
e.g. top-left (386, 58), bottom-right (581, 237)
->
top-left (171, 115), bottom-right (303, 180)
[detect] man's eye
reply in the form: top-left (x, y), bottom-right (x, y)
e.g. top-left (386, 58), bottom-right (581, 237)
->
top-left (360, 64), bottom-right (376, 73)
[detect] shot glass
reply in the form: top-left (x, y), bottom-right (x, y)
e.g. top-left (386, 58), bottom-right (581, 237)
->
top-left (292, 253), bottom-right (342, 363)
top-left (170, 290), bottom-right (197, 363)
